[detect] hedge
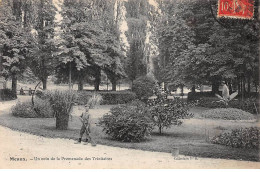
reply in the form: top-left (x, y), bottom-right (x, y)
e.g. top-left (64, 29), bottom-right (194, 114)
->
top-left (0, 89), bottom-right (17, 101)
top-left (100, 91), bottom-right (136, 105)
top-left (36, 90), bottom-right (136, 105)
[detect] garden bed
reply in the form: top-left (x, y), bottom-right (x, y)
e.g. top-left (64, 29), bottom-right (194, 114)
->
top-left (199, 108), bottom-right (256, 120)
top-left (0, 105), bottom-right (258, 162)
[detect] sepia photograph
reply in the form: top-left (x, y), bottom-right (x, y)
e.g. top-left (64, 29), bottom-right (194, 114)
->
top-left (0, 0), bottom-right (259, 169)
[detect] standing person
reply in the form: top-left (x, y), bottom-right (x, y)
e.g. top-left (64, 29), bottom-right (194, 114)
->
top-left (74, 104), bottom-right (96, 146)
top-left (20, 88), bottom-right (24, 95)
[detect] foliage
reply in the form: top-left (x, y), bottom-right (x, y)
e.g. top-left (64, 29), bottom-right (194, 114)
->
top-left (0, 0), bottom-right (35, 92)
top-left (154, 0), bottom-right (204, 87)
top-left (99, 104), bottom-right (154, 142)
top-left (57, 0), bottom-right (126, 91)
top-left (100, 91), bottom-right (136, 105)
top-left (47, 90), bottom-right (76, 130)
top-left (87, 92), bottom-right (103, 109)
top-left (12, 98), bottom-right (53, 118)
top-left (126, 99), bottom-right (146, 107)
top-left (154, 0), bottom-right (259, 93)
top-left (27, 0), bottom-right (57, 90)
top-left (228, 99), bottom-right (259, 115)
top-left (187, 91), bottom-right (220, 102)
top-left (74, 91), bottom-right (93, 105)
top-left (124, 0), bottom-right (149, 81)
top-left (211, 127), bottom-right (260, 149)
top-left (37, 89), bottom-right (136, 106)
top-left (200, 108), bottom-right (255, 120)
top-left (0, 88), bottom-right (17, 101)
top-left (215, 84), bottom-right (238, 107)
top-left (132, 75), bottom-right (159, 100)
top-left (147, 97), bottom-right (194, 134)
top-left (188, 92), bottom-right (259, 114)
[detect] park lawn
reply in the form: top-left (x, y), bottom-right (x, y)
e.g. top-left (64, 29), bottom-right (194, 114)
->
top-left (0, 105), bottom-right (258, 162)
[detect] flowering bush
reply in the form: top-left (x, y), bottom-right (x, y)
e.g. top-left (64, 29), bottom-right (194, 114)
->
top-left (211, 127), bottom-right (260, 149)
top-left (148, 97), bottom-right (194, 134)
top-left (99, 104), bottom-right (153, 142)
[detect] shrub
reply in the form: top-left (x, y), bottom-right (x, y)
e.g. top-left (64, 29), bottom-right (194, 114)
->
top-left (99, 104), bottom-right (154, 142)
top-left (87, 92), bottom-right (102, 108)
top-left (48, 91), bottom-right (76, 130)
top-left (100, 91), bottom-right (136, 105)
top-left (187, 91), bottom-right (220, 102)
top-left (147, 97), bottom-right (194, 134)
top-left (132, 75), bottom-right (159, 101)
top-left (126, 99), bottom-right (146, 107)
top-left (74, 91), bottom-right (92, 105)
top-left (61, 91), bottom-right (136, 105)
top-left (0, 89), bottom-right (17, 101)
top-left (200, 108), bottom-right (255, 120)
top-left (211, 127), bottom-right (260, 149)
top-left (12, 98), bottom-right (53, 118)
top-left (35, 90), bottom-right (44, 98)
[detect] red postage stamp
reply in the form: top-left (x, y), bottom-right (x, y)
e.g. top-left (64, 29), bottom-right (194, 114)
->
top-left (217, 0), bottom-right (255, 19)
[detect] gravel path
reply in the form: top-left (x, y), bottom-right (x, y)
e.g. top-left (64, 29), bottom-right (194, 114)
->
top-left (1, 126), bottom-right (259, 169)
top-left (0, 96), bottom-right (259, 169)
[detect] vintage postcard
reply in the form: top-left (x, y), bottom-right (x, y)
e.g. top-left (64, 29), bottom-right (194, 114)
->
top-left (0, 0), bottom-right (259, 169)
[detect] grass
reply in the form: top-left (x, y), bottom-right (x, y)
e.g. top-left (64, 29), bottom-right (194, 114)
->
top-left (0, 104), bottom-right (259, 162)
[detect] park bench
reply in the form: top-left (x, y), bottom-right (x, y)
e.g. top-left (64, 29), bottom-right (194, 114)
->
top-left (17, 89), bottom-right (35, 95)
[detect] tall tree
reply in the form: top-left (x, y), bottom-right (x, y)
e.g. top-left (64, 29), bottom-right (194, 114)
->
top-left (154, 0), bottom-right (259, 95)
top-left (27, 0), bottom-right (57, 90)
top-left (124, 0), bottom-right (149, 85)
top-left (58, 0), bottom-right (125, 91)
top-left (0, 0), bottom-right (33, 94)
top-left (155, 0), bottom-right (200, 89)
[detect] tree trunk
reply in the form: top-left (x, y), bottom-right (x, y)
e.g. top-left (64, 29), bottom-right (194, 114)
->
top-left (191, 85), bottom-right (196, 94)
top-left (11, 75), bottom-right (17, 95)
top-left (78, 80), bottom-right (83, 91)
top-left (228, 82), bottom-right (233, 94)
top-left (237, 77), bottom-right (241, 95)
top-left (13, 0), bottom-right (22, 21)
top-left (241, 78), bottom-right (244, 101)
top-left (111, 79), bottom-right (116, 91)
top-left (212, 80), bottom-right (220, 94)
top-left (94, 69), bottom-right (101, 91)
top-left (247, 76), bottom-right (251, 94)
top-left (42, 78), bottom-right (47, 90)
top-left (69, 62), bottom-right (72, 92)
top-left (159, 125), bottom-right (162, 135)
top-left (3, 80), bottom-right (7, 89)
top-left (243, 77), bottom-right (246, 97)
